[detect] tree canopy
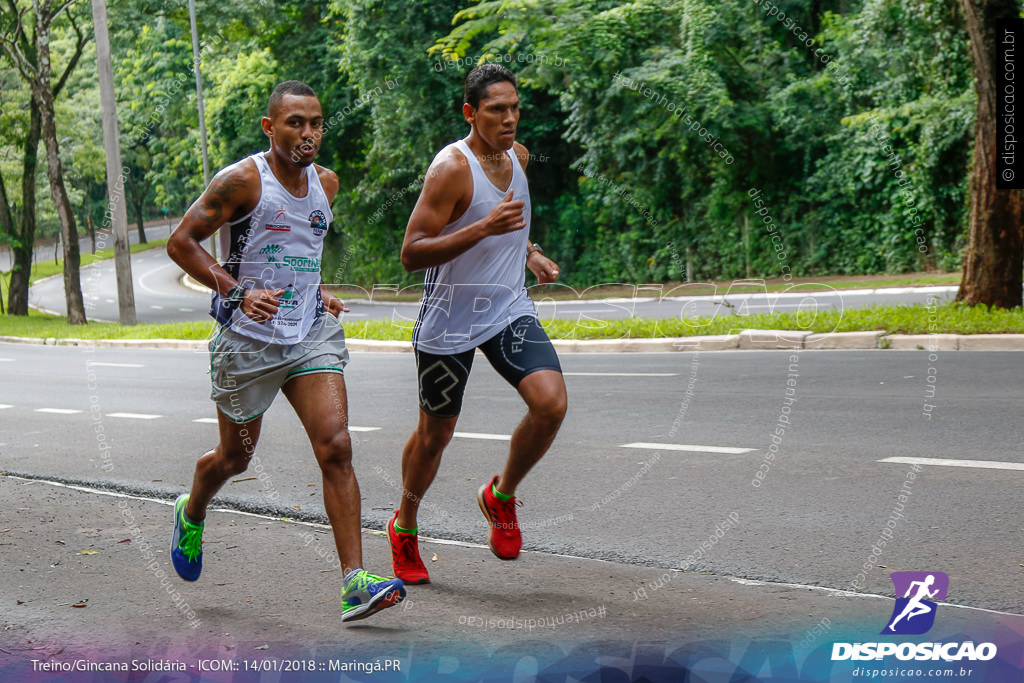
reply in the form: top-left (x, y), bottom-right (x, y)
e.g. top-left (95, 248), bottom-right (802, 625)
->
top-left (1, 0), bottom-right (1018, 301)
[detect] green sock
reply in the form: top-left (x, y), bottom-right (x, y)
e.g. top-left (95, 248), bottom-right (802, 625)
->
top-left (394, 522), bottom-right (417, 534)
top-left (491, 482), bottom-right (513, 501)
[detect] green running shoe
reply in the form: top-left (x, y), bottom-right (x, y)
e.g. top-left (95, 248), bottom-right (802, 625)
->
top-left (341, 569), bottom-right (406, 623)
top-left (171, 493), bottom-right (204, 581)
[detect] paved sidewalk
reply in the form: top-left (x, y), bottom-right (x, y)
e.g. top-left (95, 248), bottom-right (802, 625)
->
top-left (1, 475), bottom-right (1020, 681)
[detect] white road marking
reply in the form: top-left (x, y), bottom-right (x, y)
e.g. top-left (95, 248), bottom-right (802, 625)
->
top-left (105, 299), bottom-right (114, 303)
top-left (564, 372), bottom-right (678, 377)
top-left (87, 362), bottom-right (144, 368)
top-left (349, 426), bottom-right (381, 432)
top-left (138, 261), bottom-right (178, 296)
top-left (0, 404), bottom-right (13, 409)
top-left (5, 473), bottom-right (1017, 619)
top-left (193, 418), bottom-right (218, 424)
top-left (150, 305), bottom-right (164, 310)
top-left (178, 308), bottom-right (194, 312)
top-left (107, 412), bottom-right (162, 420)
top-left (727, 577), bottom-right (1021, 617)
top-left (0, 358), bottom-right (14, 362)
top-left (621, 442), bottom-right (756, 454)
top-left (454, 432), bottom-right (512, 441)
top-left (35, 408), bottom-right (82, 415)
top-left (879, 456), bottom-right (1024, 472)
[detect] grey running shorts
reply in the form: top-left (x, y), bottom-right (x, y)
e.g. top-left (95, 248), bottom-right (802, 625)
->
top-left (209, 314), bottom-right (349, 423)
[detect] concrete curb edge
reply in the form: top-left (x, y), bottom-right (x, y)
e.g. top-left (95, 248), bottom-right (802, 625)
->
top-left (4, 331), bottom-right (1024, 352)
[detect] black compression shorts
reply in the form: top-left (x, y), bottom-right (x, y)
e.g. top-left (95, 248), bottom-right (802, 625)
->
top-left (415, 315), bottom-right (562, 418)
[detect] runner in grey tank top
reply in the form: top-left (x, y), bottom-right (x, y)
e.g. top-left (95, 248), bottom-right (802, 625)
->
top-left (413, 138), bottom-right (536, 353)
top-left (386, 64), bottom-right (568, 586)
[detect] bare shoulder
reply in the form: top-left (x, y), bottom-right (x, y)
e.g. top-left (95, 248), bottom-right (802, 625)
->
top-left (212, 156), bottom-right (260, 194)
top-left (422, 144), bottom-right (472, 199)
top-left (314, 163), bottom-right (340, 201)
top-left (203, 157), bottom-right (260, 214)
top-left (512, 141), bottom-right (530, 171)
top-left (430, 144), bottom-right (472, 182)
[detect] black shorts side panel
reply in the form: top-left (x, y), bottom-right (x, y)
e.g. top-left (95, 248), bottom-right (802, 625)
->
top-left (479, 315), bottom-right (562, 388)
top-left (415, 347), bottom-right (475, 418)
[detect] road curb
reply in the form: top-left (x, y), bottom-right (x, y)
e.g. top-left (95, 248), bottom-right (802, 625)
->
top-left (4, 331), bottom-right (1024, 351)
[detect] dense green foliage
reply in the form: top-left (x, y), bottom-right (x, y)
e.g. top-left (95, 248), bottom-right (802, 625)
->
top-left (0, 0), bottom-right (1001, 289)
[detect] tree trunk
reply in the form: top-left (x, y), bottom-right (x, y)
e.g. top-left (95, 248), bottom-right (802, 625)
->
top-left (957, 0), bottom-right (1024, 308)
top-left (39, 96), bottom-right (86, 324)
top-left (7, 100), bottom-right (41, 317)
top-left (129, 182), bottom-right (148, 244)
top-left (30, 10), bottom-right (86, 324)
top-left (136, 205), bottom-right (147, 244)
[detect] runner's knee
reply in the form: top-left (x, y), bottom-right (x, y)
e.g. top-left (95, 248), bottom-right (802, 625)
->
top-left (530, 389), bottom-right (567, 425)
top-left (415, 419), bottom-right (455, 454)
top-left (313, 430), bottom-right (353, 470)
top-left (216, 445), bottom-right (253, 476)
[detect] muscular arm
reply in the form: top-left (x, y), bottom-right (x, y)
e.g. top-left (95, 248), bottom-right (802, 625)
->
top-left (167, 159), bottom-right (285, 323)
top-left (166, 161), bottom-right (258, 297)
top-left (400, 148), bottom-right (526, 273)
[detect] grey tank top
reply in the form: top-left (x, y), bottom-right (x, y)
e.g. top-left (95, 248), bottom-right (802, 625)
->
top-left (413, 139), bottom-right (537, 354)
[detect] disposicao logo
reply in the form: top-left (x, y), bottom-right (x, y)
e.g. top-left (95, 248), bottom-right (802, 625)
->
top-left (882, 571), bottom-right (947, 635)
top-left (831, 571), bottom-right (997, 662)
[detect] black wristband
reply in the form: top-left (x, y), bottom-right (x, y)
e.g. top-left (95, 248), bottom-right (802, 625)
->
top-left (225, 284), bottom-right (247, 310)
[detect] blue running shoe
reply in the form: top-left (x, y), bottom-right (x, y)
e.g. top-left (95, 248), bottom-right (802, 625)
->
top-left (341, 569), bottom-right (405, 622)
top-left (171, 493), bottom-right (204, 581)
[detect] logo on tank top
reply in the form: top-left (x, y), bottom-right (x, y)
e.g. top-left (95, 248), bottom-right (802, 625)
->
top-left (266, 207), bottom-right (290, 231)
top-left (309, 210), bottom-right (327, 236)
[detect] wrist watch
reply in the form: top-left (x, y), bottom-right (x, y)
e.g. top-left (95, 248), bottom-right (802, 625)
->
top-left (225, 283), bottom-right (247, 310)
top-left (527, 243), bottom-right (543, 257)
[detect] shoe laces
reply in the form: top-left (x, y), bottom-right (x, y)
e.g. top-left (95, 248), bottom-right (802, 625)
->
top-left (398, 535), bottom-right (420, 564)
top-left (491, 494), bottom-right (523, 522)
top-left (351, 570), bottom-right (385, 591)
top-left (178, 521), bottom-right (203, 561)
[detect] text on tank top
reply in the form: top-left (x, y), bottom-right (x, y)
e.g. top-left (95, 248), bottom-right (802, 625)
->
top-left (210, 152), bottom-right (334, 345)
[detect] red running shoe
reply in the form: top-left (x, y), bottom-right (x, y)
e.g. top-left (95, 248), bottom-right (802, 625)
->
top-left (387, 511), bottom-right (430, 584)
top-left (477, 475), bottom-right (521, 560)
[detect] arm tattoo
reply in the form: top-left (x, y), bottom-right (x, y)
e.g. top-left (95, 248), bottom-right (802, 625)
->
top-left (189, 173), bottom-right (249, 230)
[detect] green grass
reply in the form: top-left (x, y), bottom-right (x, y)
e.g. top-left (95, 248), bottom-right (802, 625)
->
top-left (0, 308), bottom-right (217, 340)
top-left (4, 301), bottom-right (1023, 341)
top-left (4, 239), bottom-right (169, 285)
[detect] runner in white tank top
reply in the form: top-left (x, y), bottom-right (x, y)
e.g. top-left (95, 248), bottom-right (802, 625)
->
top-left (211, 151), bottom-right (333, 344)
top-left (167, 81), bottom-right (405, 622)
top-left (388, 65), bottom-right (568, 585)
top-left (413, 138), bottom-right (536, 353)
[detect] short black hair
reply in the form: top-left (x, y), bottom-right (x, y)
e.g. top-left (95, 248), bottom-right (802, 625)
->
top-left (268, 80), bottom-right (317, 118)
top-left (464, 64), bottom-right (517, 109)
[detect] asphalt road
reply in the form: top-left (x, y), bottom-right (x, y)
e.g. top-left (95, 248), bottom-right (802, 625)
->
top-left (1, 343), bottom-right (1020, 613)
top-left (29, 244), bottom-right (960, 324)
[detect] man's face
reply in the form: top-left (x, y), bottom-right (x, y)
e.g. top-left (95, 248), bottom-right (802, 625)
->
top-left (466, 81), bottom-right (520, 150)
top-left (263, 94), bottom-right (323, 167)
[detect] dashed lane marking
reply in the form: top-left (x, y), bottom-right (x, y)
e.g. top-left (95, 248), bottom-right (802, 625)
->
top-left (453, 432), bottom-right (511, 441)
top-left (564, 372), bottom-right (677, 377)
top-left (621, 442), bottom-right (756, 454)
top-left (879, 456), bottom-right (1024, 472)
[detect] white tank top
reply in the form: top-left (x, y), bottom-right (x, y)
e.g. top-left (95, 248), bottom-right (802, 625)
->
top-left (210, 152), bottom-right (333, 345)
top-left (413, 139), bottom-right (537, 354)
